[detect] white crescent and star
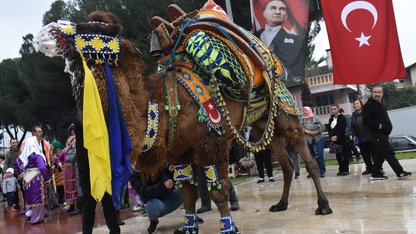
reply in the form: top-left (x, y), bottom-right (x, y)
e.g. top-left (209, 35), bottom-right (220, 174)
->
top-left (340, 1), bottom-right (378, 47)
top-left (209, 110), bottom-right (221, 124)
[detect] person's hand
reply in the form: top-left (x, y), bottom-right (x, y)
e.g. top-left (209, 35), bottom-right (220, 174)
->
top-left (331, 136), bottom-right (338, 142)
top-left (378, 124), bottom-right (382, 129)
top-left (168, 164), bottom-right (174, 172)
top-left (164, 179), bottom-right (174, 189)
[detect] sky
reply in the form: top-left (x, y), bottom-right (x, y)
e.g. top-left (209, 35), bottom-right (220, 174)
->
top-left (0, 0), bottom-right (416, 67)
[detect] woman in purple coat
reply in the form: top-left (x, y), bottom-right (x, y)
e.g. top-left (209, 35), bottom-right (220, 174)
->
top-left (16, 126), bottom-right (51, 224)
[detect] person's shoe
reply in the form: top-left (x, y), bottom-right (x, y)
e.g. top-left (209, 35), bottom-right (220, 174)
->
top-left (197, 216), bottom-right (204, 224)
top-left (362, 170), bottom-right (371, 175)
top-left (196, 206), bottom-right (212, 214)
top-left (269, 178), bottom-right (275, 182)
top-left (336, 172), bottom-right (342, 176)
top-left (120, 203), bottom-right (130, 209)
top-left (295, 173), bottom-right (300, 179)
top-left (230, 203), bottom-right (240, 211)
top-left (18, 210), bottom-right (26, 216)
top-left (341, 172), bottom-right (350, 176)
top-left (116, 210), bottom-right (125, 225)
top-left (66, 205), bottom-right (75, 213)
top-left (370, 175), bottom-right (388, 180)
top-left (147, 220), bottom-right (159, 233)
top-left (257, 179), bottom-right (265, 183)
top-left (69, 209), bottom-right (82, 216)
top-left (397, 171), bottom-right (412, 180)
top-left (380, 169), bottom-right (385, 175)
top-left (49, 204), bottom-right (59, 210)
top-left (133, 205), bottom-right (144, 212)
top-left (320, 173), bottom-right (326, 178)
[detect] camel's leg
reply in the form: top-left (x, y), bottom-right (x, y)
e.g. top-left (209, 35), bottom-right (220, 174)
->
top-left (174, 180), bottom-right (200, 234)
top-left (281, 115), bottom-right (332, 215)
top-left (267, 135), bottom-right (293, 212)
top-left (197, 133), bottom-right (240, 233)
top-left (294, 132), bottom-right (333, 215)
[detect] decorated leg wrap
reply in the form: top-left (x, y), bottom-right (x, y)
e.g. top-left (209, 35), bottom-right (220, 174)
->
top-left (204, 165), bottom-right (222, 191)
top-left (220, 216), bottom-right (240, 234)
top-left (176, 213), bottom-right (199, 234)
top-left (174, 164), bottom-right (198, 189)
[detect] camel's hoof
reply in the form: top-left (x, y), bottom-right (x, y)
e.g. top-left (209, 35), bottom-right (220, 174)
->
top-left (221, 225), bottom-right (240, 234)
top-left (315, 206), bottom-right (333, 215)
top-left (269, 203), bottom-right (288, 212)
top-left (174, 227), bottom-right (198, 234)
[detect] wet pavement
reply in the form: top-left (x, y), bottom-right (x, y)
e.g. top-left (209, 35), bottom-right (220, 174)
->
top-left (2, 159), bottom-right (416, 233)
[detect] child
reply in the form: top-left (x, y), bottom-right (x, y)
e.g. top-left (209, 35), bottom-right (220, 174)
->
top-left (2, 168), bottom-right (20, 212)
top-left (128, 182), bottom-right (144, 212)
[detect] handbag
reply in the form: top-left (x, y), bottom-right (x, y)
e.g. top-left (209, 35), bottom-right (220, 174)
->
top-left (329, 142), bottom-right (342, 154)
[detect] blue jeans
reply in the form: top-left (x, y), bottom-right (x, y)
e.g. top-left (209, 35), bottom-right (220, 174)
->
top-left (145, 189), bottom-right (183, 222)
top-left (308, 138), bottom-right (326, 175)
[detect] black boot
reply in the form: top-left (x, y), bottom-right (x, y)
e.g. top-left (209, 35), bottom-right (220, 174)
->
top-left (70, 197), bottom-right (83, 216)
top-left (116, 210), bottom-right (125, 225)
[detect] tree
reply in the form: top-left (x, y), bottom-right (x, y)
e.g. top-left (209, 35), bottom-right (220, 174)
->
top-left (301, 82), bottom-right (313, 107)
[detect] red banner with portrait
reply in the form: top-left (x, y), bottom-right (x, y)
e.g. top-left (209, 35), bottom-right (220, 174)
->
top-left (321, 0), bottom-right (407, 84)
top-left (251, 0), bottom-right (310, 82)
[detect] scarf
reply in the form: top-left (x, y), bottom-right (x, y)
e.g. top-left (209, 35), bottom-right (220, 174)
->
top-left (303, 106), bottom-right (314, 119)
top-left (19, 136), bottom-right (47, 169)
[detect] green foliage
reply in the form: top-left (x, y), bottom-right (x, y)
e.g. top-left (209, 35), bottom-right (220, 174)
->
top-left (301, 82), bottom-right (313, 107)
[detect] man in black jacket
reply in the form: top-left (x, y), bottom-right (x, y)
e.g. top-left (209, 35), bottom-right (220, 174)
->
top-left (362, 86), bottom-right (412, 180)
top-left (130, 163), bottom-right (183, 233)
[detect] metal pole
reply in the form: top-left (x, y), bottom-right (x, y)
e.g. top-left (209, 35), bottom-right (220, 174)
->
top-left (225, 0), bottom-right (234, 22)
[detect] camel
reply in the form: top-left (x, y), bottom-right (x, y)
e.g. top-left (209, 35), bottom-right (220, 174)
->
top-left (34, 7), bottom-right (332, 234)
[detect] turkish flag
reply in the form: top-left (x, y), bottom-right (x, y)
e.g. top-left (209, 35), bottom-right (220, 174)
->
top-left (321, 0), bottom-right (407, 84)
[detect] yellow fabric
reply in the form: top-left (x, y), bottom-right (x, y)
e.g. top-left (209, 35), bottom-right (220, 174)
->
top-left (82, 56), bottom-right (112, 201)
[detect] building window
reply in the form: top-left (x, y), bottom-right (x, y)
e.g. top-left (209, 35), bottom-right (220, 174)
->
top-left (315, 94), bottom-right (334, 106)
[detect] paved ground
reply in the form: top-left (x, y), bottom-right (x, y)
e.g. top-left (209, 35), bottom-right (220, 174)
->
top-left (2, 159), bottom-right (415, 233)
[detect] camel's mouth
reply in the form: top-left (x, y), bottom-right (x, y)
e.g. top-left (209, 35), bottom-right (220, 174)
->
top-left (34, 20), bottom-right (76, 58)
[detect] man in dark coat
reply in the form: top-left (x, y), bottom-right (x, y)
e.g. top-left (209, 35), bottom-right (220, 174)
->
top-left (362, 86), bottom-right (412, 180)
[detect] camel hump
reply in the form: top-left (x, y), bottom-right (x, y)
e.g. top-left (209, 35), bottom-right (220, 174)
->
top-left (88, 11), bottom-right (120, 25)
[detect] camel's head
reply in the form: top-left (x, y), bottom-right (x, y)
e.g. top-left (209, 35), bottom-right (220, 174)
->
top-left (34, 11), bottom-right (123, 63)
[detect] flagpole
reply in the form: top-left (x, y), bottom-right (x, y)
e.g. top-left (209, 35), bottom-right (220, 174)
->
top-left (249, 0), bottom-right (255, 31)
top-left (225, 0), bottom-right (234, 22)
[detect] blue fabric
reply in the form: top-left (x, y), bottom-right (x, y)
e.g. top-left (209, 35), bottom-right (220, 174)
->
top-left (104, 60), bottom-right (133, 209)
top-left (308, 138), bottom-right (326, 175)
top-left (145, 189), bottom-right (183, 222)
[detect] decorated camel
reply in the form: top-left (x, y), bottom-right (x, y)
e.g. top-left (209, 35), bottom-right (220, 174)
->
top-left (34, 3), bottom-right (332, 234)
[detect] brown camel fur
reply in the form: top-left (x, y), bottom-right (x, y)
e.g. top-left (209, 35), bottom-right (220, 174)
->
top-left (34, 10), bottom-right (332, 234)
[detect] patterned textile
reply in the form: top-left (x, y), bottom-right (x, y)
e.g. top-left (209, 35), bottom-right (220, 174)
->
top-left (63, 163), bottom-right (78, 203)
top-left (185, 30), bottom-right (249, 98)
top-left (142, 100), bottom-right (159, 152)
top-left (204, 165), bottom-right (222, 191)
top-left (173, 164), bottom-right (197, 189)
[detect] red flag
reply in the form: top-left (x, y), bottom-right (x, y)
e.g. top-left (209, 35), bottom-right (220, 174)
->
top-left (321, 0), bottom-right (407, 84)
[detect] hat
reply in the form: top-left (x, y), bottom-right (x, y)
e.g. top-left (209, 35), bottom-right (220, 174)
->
top-left (6, 168), bottom-right (14, 174)
top-left (51, 140), bottom-right (62, 153)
